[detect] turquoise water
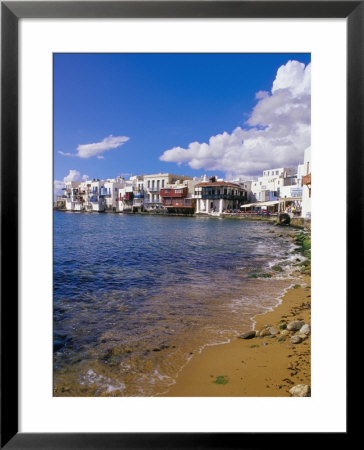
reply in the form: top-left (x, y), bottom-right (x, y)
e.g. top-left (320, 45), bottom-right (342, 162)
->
top-left (53, 212), bottom-right (299, 396)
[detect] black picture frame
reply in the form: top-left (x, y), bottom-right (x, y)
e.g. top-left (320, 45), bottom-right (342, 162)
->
top-left (1, 1), bottom-right (356, 448)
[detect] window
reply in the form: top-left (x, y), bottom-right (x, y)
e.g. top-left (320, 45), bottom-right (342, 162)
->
top-left (148, 180), bottom-right (150, 188)
top-left (157, 180), bottom-right (160, 189)
top-left (162, 180), bottom-right (165, 188)
top-left (152, 180), bottom-right (155, 188)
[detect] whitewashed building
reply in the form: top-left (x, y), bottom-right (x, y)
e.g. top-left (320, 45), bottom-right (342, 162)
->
top-left (64, 181), bottom-right (81, 211)
top-left (301, 147), bottom-right (311, 218)
top-left (251, 167), bottom-right (297, 202)
top-left (194, 177), bottom-right (247, 215)
top-left (101, 179), bottom-right (125, 211)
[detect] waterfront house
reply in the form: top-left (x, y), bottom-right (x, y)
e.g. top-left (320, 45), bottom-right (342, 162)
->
top-left (100, 179), bottom-right (125, 212)
top-left (130, 175), bottom-right (145, 212)
top-left (54, 195), bottom-right (66, 209)
top-left (143, 173), bottom-right (193, 211)
top-left (194, 177), bottom-right (247, 215)
top-left (230, 178), bottom-right (254, 202)
top-left (87, 179), bottom-right (105, 212)
top-left (116, 176), bottom-right (144, 212)
top-left (160, 179), bottom-right (200, 214)
top-left (64, 181), bottom-right (82, 211)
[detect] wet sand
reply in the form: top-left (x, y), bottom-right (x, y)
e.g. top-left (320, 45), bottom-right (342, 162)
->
top-left (161, 274), bottom-right (311, 397)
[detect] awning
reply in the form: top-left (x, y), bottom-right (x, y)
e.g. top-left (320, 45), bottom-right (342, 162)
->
top-left (241, 200), bottom-right (279, 208)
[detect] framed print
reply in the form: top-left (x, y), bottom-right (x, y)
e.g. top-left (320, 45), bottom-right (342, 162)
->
top-left (1, 1), bottom-right (358, 448)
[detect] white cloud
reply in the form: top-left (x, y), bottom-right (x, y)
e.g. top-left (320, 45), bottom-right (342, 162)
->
top-left (54, 170), bottom-right (89, 197)
top-left (63, 169), bottom-right (84, 183)
top-left (58, 135), bottom-right (130, 159)
top-left (159, 60), bottom-right (311, 178)
top-left (77, 135), bottom-right (129, 159)
top-left (255, 90), bottom-right (269, 100)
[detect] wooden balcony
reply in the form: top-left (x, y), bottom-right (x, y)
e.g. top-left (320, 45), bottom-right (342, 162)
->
top-left (302, 173), bottom-right (311, 186)
top-left (163, 198), bottom-right (193, 207)
top-left (160, 187), bottom-right (188, 198)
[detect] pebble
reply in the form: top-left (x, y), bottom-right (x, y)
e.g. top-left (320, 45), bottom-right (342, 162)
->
top-left (289, 384), bottom-right (311, 397)
top-left (296, 333), bottom-right (308, 340)
top-left (290, 335), bottom-right (303, 344)
top-left (287, 320), bottom-right (306, 331)
top-left (259, 329), bottom-right (271, 337)
top-left (238, 330), bottom-right (257, 339)
top-left (299, 324), bottom-right (311, 335)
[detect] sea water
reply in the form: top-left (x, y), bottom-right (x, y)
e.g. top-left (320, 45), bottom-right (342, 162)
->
top-left (53, 211), bottom-right (301, 396)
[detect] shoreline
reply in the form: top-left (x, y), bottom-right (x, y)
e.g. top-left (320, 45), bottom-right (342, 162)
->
top-left (53, 209), bottom-right (309, 229)
top-left (159, 270), bottom-right (311, 397)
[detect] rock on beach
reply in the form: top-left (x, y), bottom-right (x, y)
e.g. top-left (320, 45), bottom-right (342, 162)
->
top-left (259, 329), bottom-right (271, 337)
top-left (287, 320), bottom-right (305, 331)
top-left (239, 331), bottom-right (257, 340)
top-left (289, 384), bottom-right (311, 397)
top-left (299, 324), bottom-right (311, 335)
top-left (290, 335), bottom-right (303, 344)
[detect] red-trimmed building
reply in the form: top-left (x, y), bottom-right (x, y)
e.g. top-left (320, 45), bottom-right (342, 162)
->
top-left (160, 185), bottom-right (195, 214)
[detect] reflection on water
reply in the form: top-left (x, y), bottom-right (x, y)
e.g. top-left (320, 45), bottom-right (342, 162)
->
top-left (53, 212), bottom-right (300, 396)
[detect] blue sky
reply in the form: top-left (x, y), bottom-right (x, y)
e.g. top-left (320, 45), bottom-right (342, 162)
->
top-left (54, 53), bottom-right (311, 185)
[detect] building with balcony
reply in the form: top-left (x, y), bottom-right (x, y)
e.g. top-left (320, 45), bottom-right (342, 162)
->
top-left (194, 177), bottom-right (247, 215)
top-left (251, 167), bottom-right (297, 203)
top-left (99, 179), bottom-right (125, 211)
top-left (143, 173), bottom-right (193, 211)
top-left (160, 185), bottom-right (192, 213)
top-left (64, 181), bottom-right (83, 211)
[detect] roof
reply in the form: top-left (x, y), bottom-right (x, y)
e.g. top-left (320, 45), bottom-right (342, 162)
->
top-left (195, 181), bottom-right (242, 188)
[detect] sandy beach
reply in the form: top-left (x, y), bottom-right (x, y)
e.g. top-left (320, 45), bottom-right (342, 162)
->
top-left (161, 270), bottom-right (311, 397)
